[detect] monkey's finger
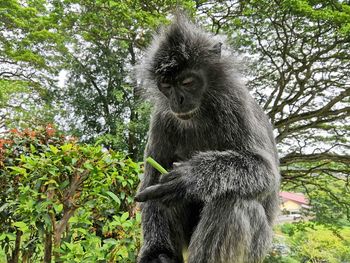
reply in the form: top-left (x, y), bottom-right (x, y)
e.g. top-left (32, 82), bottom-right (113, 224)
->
top-left (173, 162), bottom-right (182, 168)
top-left (135, 184), bottom-right (172, 202)
top-left (158, 254), bottom-right (177, 263)
top-left (159, 172), bottom-right (177, 184)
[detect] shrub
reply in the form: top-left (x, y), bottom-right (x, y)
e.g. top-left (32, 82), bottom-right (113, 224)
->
top-left (289, 225), bottom-right (350, 263)
top-left (280, 223), bottom-right (296, 236)
top-left (0, 126), bottom-right (141, 262)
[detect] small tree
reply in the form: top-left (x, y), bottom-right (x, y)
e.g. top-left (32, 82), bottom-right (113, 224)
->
top-left (0, 125), bottom-right (141, 262)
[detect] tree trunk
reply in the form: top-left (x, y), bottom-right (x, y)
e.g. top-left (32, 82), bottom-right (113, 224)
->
top-left (53, 207), bottom-right (77, 262)
top-left (10, 230), bottom-right (22, 263)
top-left (44, 230), bottom-right (52, 263)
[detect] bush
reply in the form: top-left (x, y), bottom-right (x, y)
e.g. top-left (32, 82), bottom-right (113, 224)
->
top-left (264, 233), bottom-right (298, 263)
top-left (0, 126), bottom-right (141, 262)
top-left (289, 225), bottom-right (350, 263)
top-left (280, 223), bottom-right (296, 236)
top-left (266, 223), bottom-right (350, 263)
top-left (264, 255), bottom-right (299, 263)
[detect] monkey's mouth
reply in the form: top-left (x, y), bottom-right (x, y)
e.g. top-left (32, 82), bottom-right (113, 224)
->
top-left (174, 108), bottom-right (199, 120)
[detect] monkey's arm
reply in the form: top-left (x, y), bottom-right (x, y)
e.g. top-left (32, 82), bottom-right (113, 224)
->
top-left (185, 150), bottom-right (279, 201)
top-left (135, 149), bottom-right (280, 203)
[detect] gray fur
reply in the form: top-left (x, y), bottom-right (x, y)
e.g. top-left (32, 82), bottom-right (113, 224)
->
top-left (135, 15), bottom-right (280, 263)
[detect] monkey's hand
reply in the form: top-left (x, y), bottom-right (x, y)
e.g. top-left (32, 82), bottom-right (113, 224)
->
top-left (135, 165), bottom-right (194, 204)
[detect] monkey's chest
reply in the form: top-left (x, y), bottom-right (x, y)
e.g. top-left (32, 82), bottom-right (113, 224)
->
top-left (174, 147), bottom-right (194, 162)
top-left (173, 130), bottom-right (220, 162)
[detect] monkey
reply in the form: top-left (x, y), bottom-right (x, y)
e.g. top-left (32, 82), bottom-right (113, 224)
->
top-left (134, 15), bottom-right (280, 263)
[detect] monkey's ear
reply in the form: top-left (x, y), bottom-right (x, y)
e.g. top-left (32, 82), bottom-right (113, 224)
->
top-left (210, 42), bottom-right (222, 58)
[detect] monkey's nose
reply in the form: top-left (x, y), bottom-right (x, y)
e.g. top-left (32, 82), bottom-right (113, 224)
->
top-left (179, 95), bottom-right (184, 105)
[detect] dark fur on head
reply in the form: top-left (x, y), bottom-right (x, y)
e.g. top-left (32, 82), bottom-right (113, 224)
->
top-left (151, 17), bottom-right (221, 79)
top-left (137, 15), bottom-right (233, 104)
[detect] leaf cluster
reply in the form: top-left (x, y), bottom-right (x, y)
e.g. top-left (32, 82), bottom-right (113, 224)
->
top-left (0, 126), bottom-right (141, 262)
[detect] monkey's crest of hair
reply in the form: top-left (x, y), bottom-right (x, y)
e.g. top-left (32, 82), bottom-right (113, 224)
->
top-left (151, 17), bottom-right (220, 77)
top-left (137, 15), bottom-right (235, 102)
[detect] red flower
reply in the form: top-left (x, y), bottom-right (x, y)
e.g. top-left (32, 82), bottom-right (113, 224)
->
top-left (9, 128), bottom-right (20, 135)
top-left (46, 124), bottom-right (56, 137)
top-left (0, 139), bottom-right (13, 149)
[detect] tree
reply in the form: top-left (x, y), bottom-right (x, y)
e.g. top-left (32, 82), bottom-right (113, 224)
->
top-left (196, 0), bottom-right (350, 223)
top-left (54, 0), bottom-right (195, 160)
top-left (0, 0), bottom-right (64, 130)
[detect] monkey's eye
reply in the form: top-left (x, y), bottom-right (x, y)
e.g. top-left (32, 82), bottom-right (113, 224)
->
top-left (160, 83), bottom-right (171, 89)
top-left (182, 77), bottom-right (194, 87)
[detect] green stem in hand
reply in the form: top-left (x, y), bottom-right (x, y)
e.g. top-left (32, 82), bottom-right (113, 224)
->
top-left (146, 157), bottom-right (168, 174)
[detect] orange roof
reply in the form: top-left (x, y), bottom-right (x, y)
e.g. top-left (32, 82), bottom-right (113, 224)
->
top-left (279, 192), bottom-right (309, 204)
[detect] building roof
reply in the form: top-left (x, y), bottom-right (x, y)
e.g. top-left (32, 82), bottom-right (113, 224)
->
top-left (279, 192), bottom-right (309, 205)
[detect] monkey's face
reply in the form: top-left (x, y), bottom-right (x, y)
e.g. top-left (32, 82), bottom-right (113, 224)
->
top-left (157, 70), bottom-right (207, 120)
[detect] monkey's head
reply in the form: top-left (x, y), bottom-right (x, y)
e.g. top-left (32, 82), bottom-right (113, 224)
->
top-left (142, 16), bottom-right (223, 120)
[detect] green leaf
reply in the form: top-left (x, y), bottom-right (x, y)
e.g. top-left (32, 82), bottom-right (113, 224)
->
top-left (61, 144), bottom-right (73, 152)
top-left (9, 166), bottom-right (27, 175)
top-left (0, 234), bottom-right (7, 241)
top-left (83, 162), bottom-right (94, 170)
top-left (103, 238), bottom-right (118, 245)
top-left (49, 145), bottom-right (59, 154)
top-left (64, 242), bottom-right (74, 250)
top-left (105, 191), bottom-right (121, 205)
top-left (59, 179), bottom-right (70, 189)
top-left (136, 212), bottom-right (141, 222)
top-left (13, 221), bottom-right (29, 232)
top-left (44, 179), bottom-right (58, 186)
top-left (127, 179), bottom-right (134, 185)
top-left (121, 212), bottom-right (129, 222)
top-left (54, 203), bottom-right (63, 213)
top-left (43, 213), bottom-right (52, 227)
top-left (117, 245), bottom-right (129, 257)
top-left (0, 203), bottom-right (10, 212)
top-left (30, 144), bottom-right (36, 153)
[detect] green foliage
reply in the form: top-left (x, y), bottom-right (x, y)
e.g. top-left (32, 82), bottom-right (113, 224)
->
top-left (280, 223), bottom-right (297, 236)
top-left (207, 0), bottom-right (350, 227)
top-left (288, 224), bottom-right (350, 262)
top-left (268, 223), bottom-right (350, 263)
top-left (281, 161), bottom-right (350, 227)
top-left (0, 126), bottom-right (141, 262)
top-left (283, 0), bottom-right (350, 34)
top-left (0, 0), bottom-right (65, 71)
top-left (0, 79), bottom-right (57, 130)
top-left (0, 0), bottom-right (65, 131)
top-left (54, 0), bottom-right (194, 160)
top-left (264, 255), bottom-right (299, 263)
top-left (308, 178), bottom-right (350, 228)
